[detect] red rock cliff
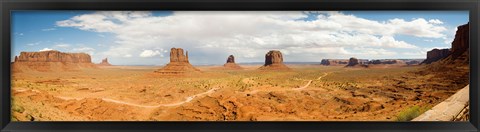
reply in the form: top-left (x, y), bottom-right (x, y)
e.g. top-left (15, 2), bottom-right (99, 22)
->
top-left (450, 23), bottom-right (469, 60)
top-left (12, 50), bottom-right (96, 72)
top-left (16, 50), bottom-right (92, 63)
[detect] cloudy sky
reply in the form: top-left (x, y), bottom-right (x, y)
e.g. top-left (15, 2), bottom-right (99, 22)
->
top-left (12, 11), bottom-right (468, 65)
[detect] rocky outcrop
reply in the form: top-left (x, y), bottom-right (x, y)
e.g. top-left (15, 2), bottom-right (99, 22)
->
top-left (12, 50), bottom-right (96, 72)
top-left (97, 58), bottom-right (112, 66)
top-left (421, 48), bottom-right (450, 64)
top-left (258, 50), bottom-right (290, 70)
top-left (320, 59), bottom-right (349, 66)
top-left (223, 55), bottom-right (242, 69)
top-left (155, 48), bottom-right (200, 75)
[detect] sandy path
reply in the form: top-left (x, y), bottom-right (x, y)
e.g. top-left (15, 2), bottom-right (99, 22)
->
top-left (246, 72), bottom-right (330, 94)
top-left (14, 88), bottom-right (219, 108)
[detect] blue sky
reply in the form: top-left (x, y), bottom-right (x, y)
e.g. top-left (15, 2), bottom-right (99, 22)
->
top-left (12, 11), bottom-right (469, 65)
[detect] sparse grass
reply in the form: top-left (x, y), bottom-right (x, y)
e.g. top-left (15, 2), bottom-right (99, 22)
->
top-left (395, 105), bottom-right (431, 121)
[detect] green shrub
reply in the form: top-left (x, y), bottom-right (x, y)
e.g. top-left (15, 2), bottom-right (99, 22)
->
top-left (395, 105), bottom-right (430, 121)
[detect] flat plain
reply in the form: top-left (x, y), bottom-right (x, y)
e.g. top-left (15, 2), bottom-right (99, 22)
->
top-left (11, 64), bottom-right (468, 121)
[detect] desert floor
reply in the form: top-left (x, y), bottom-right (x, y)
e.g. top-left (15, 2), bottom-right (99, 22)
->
top-left (11, 64), bottom-right (468, 121)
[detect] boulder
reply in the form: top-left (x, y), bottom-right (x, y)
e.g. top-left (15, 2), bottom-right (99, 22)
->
top-left (258, 50), bottom-right (290, 70)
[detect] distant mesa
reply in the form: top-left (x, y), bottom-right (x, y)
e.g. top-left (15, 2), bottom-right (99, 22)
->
top-left (223, 55), bottom-right (242, 70)
top-left (320, 59), bottom-right (349, 66)
top-left (12, 50), bottom-right (96, 72)
top-left (368, 59), bottom-right (406, 65)
top-left (346, 57), bottom-right (359, 66)
top-left (345, 57), bottom-right (368, 68)
top-left (154, 48), bottom-right (200, 75)
top-left (405, 60), bottom-right (422, 65)
top-left (97, 58), bottom-right (113, 66)
top-left (258, 50), bottom-right (290, 70)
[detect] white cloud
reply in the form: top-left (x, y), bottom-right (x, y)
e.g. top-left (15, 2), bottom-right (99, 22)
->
top-left (428, 19), bottom-right (444, 24)
top-left (72, 47), bottom-right (95, 55)
top-left (56, 11), bottom-right (451, 64)
top-left (39, 48), bottom-right (54, 51)
top-left (55, 44), bottom-right (70, 48)
top-left (26, 41), bottom-right (41, 46)
top-left (42, 28), bottom-right (57, 31)
top-left (139, 50), bottom-right (163, 57)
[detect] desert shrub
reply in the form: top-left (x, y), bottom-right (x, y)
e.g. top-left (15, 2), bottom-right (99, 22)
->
top-left (395, 105), bottom-right (430, 121)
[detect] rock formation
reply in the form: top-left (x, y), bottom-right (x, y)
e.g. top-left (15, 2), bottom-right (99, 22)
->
top-left (320, 59), bottom-right (349, 66)
top-left (155, 48), bottom-right (200, 75)
top-left (97, 58), bottom-right (113, 66)
top-left (405, 60), bottom-right (421, 65)
top-left (421, 48), bottom-right (450, 64)
top-left (12, 50), bottom-right (96, 72)
top-left (421, 23), bottom-right (469, 65)
top-left (345, 57), bottom-right (368, 68)
top-left (258, 50), bottom-right (290, 70)
top-left (346, 57), bottom-right (359, 66)
top-left (450, 23), bottom-right (469, 60)
top-left (16, 50), bottom-right (92, 63)
top-left (368, 59), bottom-right (406, 65)
top-left (223, 55), bottom-right (242, 69)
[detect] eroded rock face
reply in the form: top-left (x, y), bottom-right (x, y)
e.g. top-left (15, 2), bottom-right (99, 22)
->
top-left (346, 57), bottom-right (359, 66)
top-left (259, 50), bottom-right (290, 70)
top-left (98, 58), bottom-right (112, 66)
top-left (155, 48), bottom-right (200, 75)
top-left (12, 50), bottom-right (96, 72)
top-left (450, 23), bottom-right (469, 60)
top-left (264, 50), bottom-right (283, 66)
top-left (421, 48), bottom-right (450, 64)
top-left (170, 48), bottom-right (189, 63)
top-left (16, 50), bottom-right (92, 63)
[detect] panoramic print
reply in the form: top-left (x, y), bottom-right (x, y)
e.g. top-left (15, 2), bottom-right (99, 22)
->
top-left (11, 11), bottom-right (469, 121)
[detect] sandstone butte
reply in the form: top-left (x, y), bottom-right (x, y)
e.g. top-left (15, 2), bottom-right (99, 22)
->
top-left (258, 50), bottom-right (290, 70)
top-left (12, 50), bottom-right (96, 72)
top-left (422, 23), bottom-right (469, 65)
top-left (223, 55), bottom-right (242, 69)
top-left (154, 48), bottom-right (200, 74)
top-left (97, 58), bottom-right (113, 66)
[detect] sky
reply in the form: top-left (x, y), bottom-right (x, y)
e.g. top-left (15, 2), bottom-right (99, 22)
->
top-left (11, 11), bottom-right (469, 65)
